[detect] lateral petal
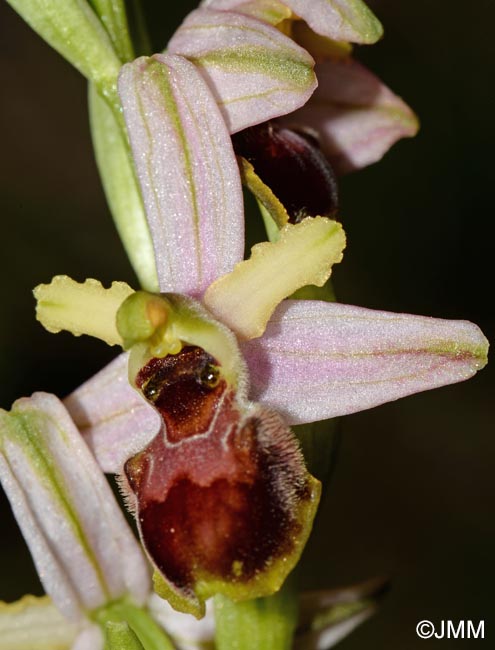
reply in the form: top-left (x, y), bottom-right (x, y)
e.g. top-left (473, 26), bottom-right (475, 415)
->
top-left (241, 300), bottom-right (489, 424)
top-left (34, 276), bottom-right (133, 347)
top-left (0, 394), bottom-right (150, 620)
top-left (281, 59), bottom-right (419, 174)
top-left (204, 218), bottom-right (345, 340)
top-left (64, 353), bottom-right (161, 474)
top-left (168, 9), bottom-right (316, 133)
top-left (119, 54), bottom-right (244, 297)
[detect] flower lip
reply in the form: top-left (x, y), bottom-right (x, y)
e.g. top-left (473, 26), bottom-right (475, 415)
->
top-left (123, 343), bottom-right (320, 618)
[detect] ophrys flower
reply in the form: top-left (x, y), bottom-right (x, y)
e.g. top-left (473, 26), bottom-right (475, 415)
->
top-left (33, 51), bottom-right (488, 618)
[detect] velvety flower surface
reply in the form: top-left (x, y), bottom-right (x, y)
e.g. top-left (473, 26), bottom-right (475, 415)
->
top-left (41, 49), bottom-right (487, 617)
top-left (34, 53), bottom-right (345, 616)
top-left (1, 1), bottom-right (489, 647)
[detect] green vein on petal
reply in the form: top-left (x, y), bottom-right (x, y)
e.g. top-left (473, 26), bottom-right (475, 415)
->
top-left (168, 9), bottom-right (316, 133)
top-left (0, 407), bottom-right (111, 603)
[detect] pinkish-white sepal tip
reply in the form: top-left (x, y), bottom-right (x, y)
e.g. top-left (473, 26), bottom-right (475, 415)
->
top-left (0, 394), bottom-right (150, 620)
top-left (280, 59), bottom-right (419, 174)
top-left (200, 0), bottom-right (383, 43)
top-left (241, 300), bottom-right (488, 424)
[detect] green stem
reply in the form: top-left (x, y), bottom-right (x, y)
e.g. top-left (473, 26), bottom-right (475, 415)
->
top-left (214, 578), bottom-right (298, 650)
top-left (6, 0), bottom-right (122, 116)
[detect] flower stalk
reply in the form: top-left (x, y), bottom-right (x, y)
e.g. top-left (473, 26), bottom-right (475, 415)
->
top-left (214, 580), bottom-right (298, 650)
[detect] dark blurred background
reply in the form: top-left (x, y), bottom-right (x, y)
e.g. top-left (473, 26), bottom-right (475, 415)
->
top-left (0, 1), bottom-right (493, 647)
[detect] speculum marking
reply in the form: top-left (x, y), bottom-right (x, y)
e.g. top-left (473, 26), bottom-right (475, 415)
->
top-left (125, 346), bottom-right (319, 611)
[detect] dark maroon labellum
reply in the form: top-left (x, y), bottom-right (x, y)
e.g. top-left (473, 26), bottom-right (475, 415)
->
top-left (233, 121), bottom-right (339, 223)
top-left (124, 346), bottom-right (319, 613)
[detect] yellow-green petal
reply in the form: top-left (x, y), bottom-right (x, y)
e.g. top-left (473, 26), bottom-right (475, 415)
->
top-left (34, 276), bottom-right (134, 346)
top-left (238, 157), bottom-right (289, 230)
top-left (203, 217), bottom-right (346, 340)
top-left (0, 596), bottom-right (78, 650)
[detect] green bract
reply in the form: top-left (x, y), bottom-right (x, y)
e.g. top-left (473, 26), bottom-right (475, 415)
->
top-left (6, 0), bottom-right (122, 111)
top-left (89, 85), bottom-right (158, 292)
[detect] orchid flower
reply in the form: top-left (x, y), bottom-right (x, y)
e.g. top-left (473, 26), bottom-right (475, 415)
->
top-left (1, 1), bottom-right (490, 649)
top-left (29, 46), bottom-right (487, 620)
top-left (33, 52), bottom-right (346, 619)
top-left (170, 2), bottom-right (418, 183)
top-left (0, 393), bottom-right (381, 650)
